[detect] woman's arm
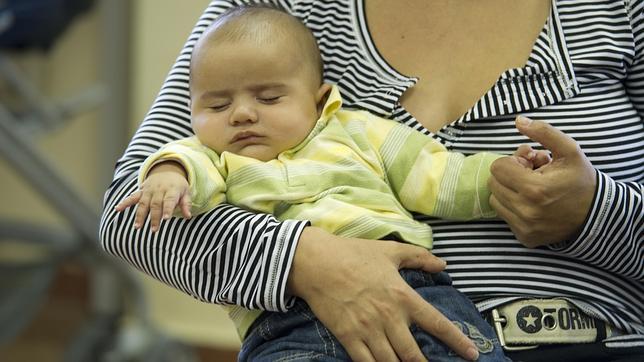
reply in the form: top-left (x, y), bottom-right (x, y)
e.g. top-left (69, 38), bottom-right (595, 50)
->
top-left (101, 2), bottom-right (482, 361)
top-left (553, 172), bottom-right (643, 281)
top-left (490, 3), bottom-right (643, 281)
top-left (626, 0), bottom-right (644, 117)
top-left (550, 1), bottom-right (643, 281)
top-left (490, 117), bottom-right (643, 282)
top-left (99, 0), bottom-right (309, 312)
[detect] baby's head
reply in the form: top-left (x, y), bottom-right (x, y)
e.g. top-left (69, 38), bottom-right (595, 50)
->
top-left (189, 5), bottom-right (331, 161)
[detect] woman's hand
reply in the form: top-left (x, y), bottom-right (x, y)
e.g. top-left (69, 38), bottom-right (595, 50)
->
top-left (489, 116), bottom-right (597, 247)
top-left (288, 227), bottom-right (480, 362)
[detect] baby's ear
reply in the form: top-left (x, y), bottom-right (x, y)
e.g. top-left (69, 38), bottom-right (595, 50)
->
top-left (315, 83), bottom-right (332, 111)
top-left (316, 83), bottom-right (332, 103)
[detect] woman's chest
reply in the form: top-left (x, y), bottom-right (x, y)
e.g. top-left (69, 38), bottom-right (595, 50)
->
top-left (365, 0), bottom-right (551, 132)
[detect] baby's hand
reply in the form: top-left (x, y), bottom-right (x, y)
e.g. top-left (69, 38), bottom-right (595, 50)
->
top-left (114, 161), bottom-right (192, 232)
top-left (513, 144), bottom-right (551, 169)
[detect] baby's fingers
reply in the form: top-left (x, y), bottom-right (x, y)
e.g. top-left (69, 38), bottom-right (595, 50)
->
top-left (532, 149), bottom-right (552, 169)
top-left (161, 189), bottom-right (183, 220)
top-left (179, 193), bottom-right (192, 219)
top-left (513, 144), bottom-right (552, 170)
top-left (149, 191), bottom-right (165, 232)
top-left (114, 191), bottom-right (142, 212)
top-left (134, 191), bottom-right (152, 229)
top-left (514, 144), bottom-right (536, 159)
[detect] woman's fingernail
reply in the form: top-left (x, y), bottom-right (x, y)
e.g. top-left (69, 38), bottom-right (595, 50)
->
top-left (516, 115), bottom-right (532, 126)
top-left (467, 347), bottom-right (479, 361)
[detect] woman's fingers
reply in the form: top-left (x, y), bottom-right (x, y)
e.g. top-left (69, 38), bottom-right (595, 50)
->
top-left (407, 293), bottom-right (479, 361)
top-left (340, 340), bottom-right (375, 362)
top-left (377, 242), bottom-right (479, 361)
top-left (487, 175), bottom-right (521, 215)
top-left (364, 331), bottom-right (400, 362)
top-left (386, 320), bottom-right (427, 362)
top-left (330, 284), bottom-right (423, 362)
top-left (290, 229), bottom-right (480, 362)
top-left (393, 243), bottom-right (446, 273)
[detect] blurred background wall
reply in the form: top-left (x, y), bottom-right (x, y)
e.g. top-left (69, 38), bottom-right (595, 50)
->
top-left (0, 6), bottom-right (104, 225)
top-left (130, 0), bottom-right (240, 352)
top-left (0, 0), bottom-right (240, 360)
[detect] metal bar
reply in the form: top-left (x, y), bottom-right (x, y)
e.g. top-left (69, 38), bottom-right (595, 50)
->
top-left (0, 104), bottom-right (99, 241)
top-left (98, 0), bottom-right (130, 190)
top-left (94, 0), bottom-right (136, 321)
top-left (0, 103), bottom-right (147, 319)
top-left (0, 55), bottom-right (60, 129)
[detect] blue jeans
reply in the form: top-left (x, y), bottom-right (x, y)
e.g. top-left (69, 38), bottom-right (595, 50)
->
top-left (239, 269), bottom-right (510, 361)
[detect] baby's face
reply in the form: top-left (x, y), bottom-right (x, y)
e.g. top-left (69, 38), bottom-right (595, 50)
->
top-left (190, 37), bottom-right (327, 161)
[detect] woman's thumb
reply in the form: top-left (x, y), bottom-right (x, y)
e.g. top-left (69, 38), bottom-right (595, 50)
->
top-left (394, 243), bottom-right (447, 272)
top-left (515, 116), bottom-right (579, 160)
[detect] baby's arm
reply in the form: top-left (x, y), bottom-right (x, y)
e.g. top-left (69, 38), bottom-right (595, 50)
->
top-left (115, 161), bottom-right (192, 232)
top-left (364, 116), bottom-right (500, 219)
top-left (368, 117), bottom-right (550, 220)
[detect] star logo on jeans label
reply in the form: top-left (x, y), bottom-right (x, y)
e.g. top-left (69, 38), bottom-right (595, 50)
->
top-left (516, 306), bottom-right (542, 334)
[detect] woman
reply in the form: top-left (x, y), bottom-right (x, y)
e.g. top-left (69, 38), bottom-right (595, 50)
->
top-left (100, 1), bottom-right (643, 361)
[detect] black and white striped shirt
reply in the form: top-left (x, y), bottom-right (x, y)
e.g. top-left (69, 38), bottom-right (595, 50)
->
top-left (100, 0), bottom-right (643, 336)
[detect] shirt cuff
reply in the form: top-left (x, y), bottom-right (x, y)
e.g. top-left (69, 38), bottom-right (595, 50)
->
top-left (269, 219), bottom-right (310, 312)
top-left (548, 170), bottom-right (606, 255)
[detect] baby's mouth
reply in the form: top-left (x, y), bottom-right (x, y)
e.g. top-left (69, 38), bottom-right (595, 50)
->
top-left (231, 131), bottom-right (264, 144)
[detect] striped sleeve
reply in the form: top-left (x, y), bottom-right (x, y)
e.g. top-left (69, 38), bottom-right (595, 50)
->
top-left (626, 0), bottom-right (644, 116)
top-left (99, 0), bottom-right (308, 312)
top-left (547, 1), bottom-right (644, 281)
top-left (551, 172), bottom-right (643, 281)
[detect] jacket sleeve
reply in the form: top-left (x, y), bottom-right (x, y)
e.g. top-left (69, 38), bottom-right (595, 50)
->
top-left (547, 1), bottom-right (644, 282)
top-left (367, 115), bottom-right (501, 220)
top-left (99, 0), bottom-right (308, 312)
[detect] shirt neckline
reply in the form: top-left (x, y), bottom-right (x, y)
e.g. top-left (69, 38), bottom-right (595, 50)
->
top-left (352, 0), bottom-right (576, 132)
top-left (353, 0), bottom-right (416, 85)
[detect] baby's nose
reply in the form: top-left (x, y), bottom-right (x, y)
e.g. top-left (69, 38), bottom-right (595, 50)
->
top-left (229, 104), bottom-right (258, 125)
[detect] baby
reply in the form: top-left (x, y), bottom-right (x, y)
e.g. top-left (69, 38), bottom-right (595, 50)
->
top-left (116, 5), bottom-right (546, 360)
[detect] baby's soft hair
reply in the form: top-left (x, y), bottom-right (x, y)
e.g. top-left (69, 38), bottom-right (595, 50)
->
top-left (192, 4), bottom-right (324, 84)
